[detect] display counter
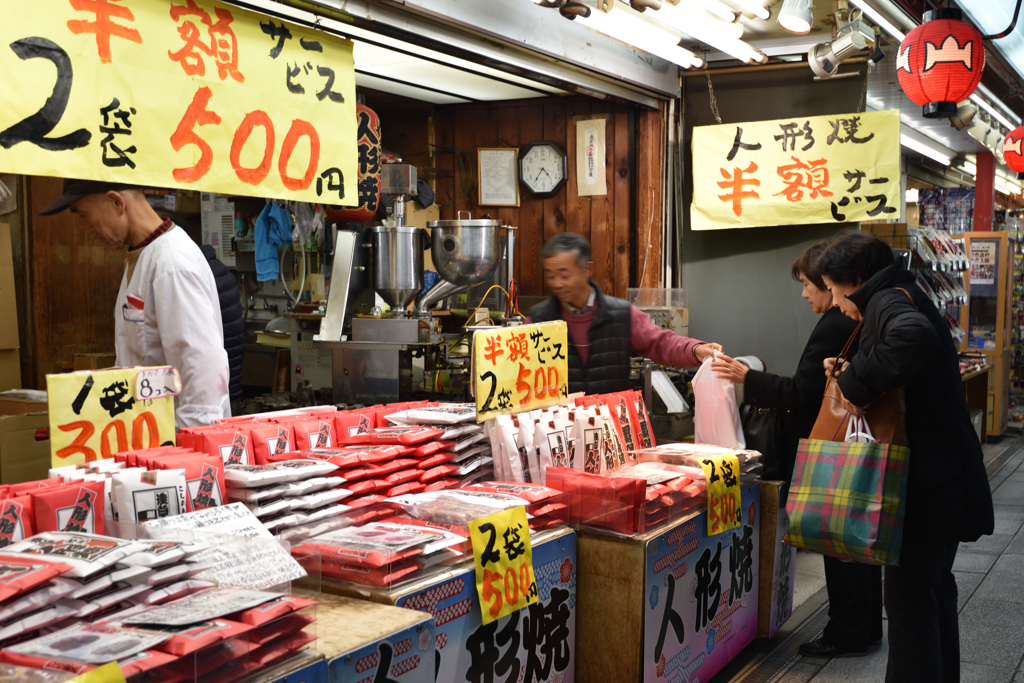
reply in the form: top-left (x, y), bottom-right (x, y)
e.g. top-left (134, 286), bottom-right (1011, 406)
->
top-left (575, 484), bottom-right (762, 683)
top-left (319, 527), bottom-right (577, 683)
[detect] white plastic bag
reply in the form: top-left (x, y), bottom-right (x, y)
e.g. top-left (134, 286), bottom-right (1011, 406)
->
top-left (692, 354), bottom-right (746, 449)
top-left (844, 415), bottom-right (876, 443)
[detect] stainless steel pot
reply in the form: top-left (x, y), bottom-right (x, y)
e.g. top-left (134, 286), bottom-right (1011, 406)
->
top-left (416, 212), bottom-right (503, 316)
top-left (370, 226), bottom-right (427, 316)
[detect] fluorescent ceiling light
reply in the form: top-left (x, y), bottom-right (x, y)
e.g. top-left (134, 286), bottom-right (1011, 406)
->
top-left (684, 0), bottom-right (737, 23)
top-left (778, 0), bottom-right (813, 34)
top-left (972, 83), bottom-right (1021, 129)
top-left (576, 5), bottom-right (705, 68)
top-left (657, 2), bottom-right (745, 41)
top-left (960, 160), bottom-right (978, 176)
top-left (729, 0), bottom-right (770, 20)
top-left (900, 133), bottom-right (953, 166)
top-left (655, 3), bottom-right (766, 63)
top-left (848, 0), bottom-right (905, 41)
top-left (905, 188), bottom-right (919, 203)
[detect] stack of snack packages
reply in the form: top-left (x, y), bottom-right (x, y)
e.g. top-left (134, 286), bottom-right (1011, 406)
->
top-left (222, 460), bottom-right (349, 544)
top-left (290, 481), bottom-right (567, 589)
top-left (0, 536), bottom-right (315, 681)
top-left (40, 446), bottom-right (229, 536)
top-left (250, 403), bottom-right (493, 529)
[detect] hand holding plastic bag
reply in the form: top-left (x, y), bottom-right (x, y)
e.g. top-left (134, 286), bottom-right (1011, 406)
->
top-left (693, 353), bottom-right (746, 449)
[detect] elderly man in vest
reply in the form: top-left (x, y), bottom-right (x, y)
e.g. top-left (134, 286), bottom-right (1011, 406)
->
top-left (528, 233), bottom-right (721, 395)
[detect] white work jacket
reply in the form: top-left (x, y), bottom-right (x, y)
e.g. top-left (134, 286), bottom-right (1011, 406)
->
top-left (114, 225), bottom-right (231, 428)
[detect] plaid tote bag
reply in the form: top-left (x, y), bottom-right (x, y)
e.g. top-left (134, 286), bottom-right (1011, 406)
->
top-left (785, 421), bottom-right (910, 565)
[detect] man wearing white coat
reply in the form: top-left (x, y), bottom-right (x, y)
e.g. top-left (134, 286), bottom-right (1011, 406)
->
top-left (41, 179), bottom-right (231, 428)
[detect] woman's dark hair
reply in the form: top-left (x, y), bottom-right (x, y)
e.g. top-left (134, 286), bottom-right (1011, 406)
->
top-left (814, 232), bottom-right (894, 286)
top-left (791, 240), bottom-right (831, 290)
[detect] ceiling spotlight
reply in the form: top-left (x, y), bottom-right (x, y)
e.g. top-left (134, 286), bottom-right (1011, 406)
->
top-left (808, 19), bottom-right (874, 78)
top-left (950, 104), bottom-right (977, 131)
top-left (778, 0), bottom-right (813, 34)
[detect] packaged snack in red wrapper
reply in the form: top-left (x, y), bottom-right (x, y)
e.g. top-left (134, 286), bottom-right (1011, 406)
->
top-left (597, 405), bottom-right (628, 469)
top-left (229, 595), bottom-right (315, 627)
top-left (382, 482), bottom-right (424, 498)
top-left (422, 478), bottom-right (460, 492)
top-left (340, 444), bottom-right (414, 460)
top-left (294, 419), bottom-right (336, 449)
top-left (346, 495), bottom-right (388, 510)
top-left (461, 482), bottom-right (561, 505)
top-left (416, 451), bottom-right (456, 470)
top-left (247, 613), bottom-right (314, 648)
top-left (0, 556), bottom-right (71, 603)
top-left (150, 454), bottom-right (225, 513)
top-left (295, 523), bottom-right (435, 568)
top-left (146, 618), bottom-right (251, 656)
top-left (31, 482), bottom-right (106, 536)
top-left (344, 479), bottom-right (384, 497)
top-left (9, 479), bottom-right (63, 495)
top-left (365, 459), bottom-right (419, 478)
top-left (628, 391), bottom-right (656, 449)
top-left (201, 429), bottom-right (254, 466)
top-left (319, 561), bottom-right (420, 587)
top-left (418, 464), bottom-right (460, 484)
top-left (608, 395), bottom-right (641, 461)
top-left (112, 650), bottom-right (179, 678)
top-left (0, 652), bottom-right (94, 675)
top-left (251, 425), bottom-right (295, 465)
top-left (383, 469), bottom-right (421, 487)
top-left (5, 533), bottom-right (143, 578)
top-left (0, 497), bottom-right (34, 549)
top-left (339, 427), bottom-right (443, 446)
top-left (546, 467), bottom-right (645, 535)
top-left (409, 440), bottom-right (455, 458)
top-left (334, 411), bottom-right (374, 439)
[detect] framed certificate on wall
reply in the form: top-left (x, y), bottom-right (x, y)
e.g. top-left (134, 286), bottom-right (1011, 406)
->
top-left (477, 148), bottom-right (519, 207)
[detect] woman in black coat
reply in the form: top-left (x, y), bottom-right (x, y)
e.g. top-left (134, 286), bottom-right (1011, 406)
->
top-left (816, 233), bottom-right (994, 683)
top-left (713, 240), bottom-right (882, 658)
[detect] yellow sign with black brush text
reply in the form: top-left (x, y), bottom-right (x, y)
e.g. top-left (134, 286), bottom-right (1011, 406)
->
top-left (0, 0), bottom-right (357, 203)
top-left (473, 321), bottom-right (569, 421)
top-left (700, 452), bottom-right (741, 536)
top-left (469, 506), bottom-right (537, 625)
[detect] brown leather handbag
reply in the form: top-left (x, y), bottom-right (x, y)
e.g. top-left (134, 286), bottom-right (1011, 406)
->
top-left (808, 289), bottom-right (911, 446)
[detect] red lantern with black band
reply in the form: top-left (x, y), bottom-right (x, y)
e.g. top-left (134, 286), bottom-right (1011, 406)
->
top-left (324, 103), bottom-right (381, 222)
top-left (1004, 127), bottom-right (1024, 180)
top-left (896, 8), bottom-right (985, 119)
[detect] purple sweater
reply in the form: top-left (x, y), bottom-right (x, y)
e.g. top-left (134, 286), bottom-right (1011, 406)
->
top-left (527, 299), bottom-right (704, 368)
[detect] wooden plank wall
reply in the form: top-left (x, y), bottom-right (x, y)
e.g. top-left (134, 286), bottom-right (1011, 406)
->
top-left (25, 176), bottom-right (124, 388)
top-left (433, 97), bottom-right (663, 299)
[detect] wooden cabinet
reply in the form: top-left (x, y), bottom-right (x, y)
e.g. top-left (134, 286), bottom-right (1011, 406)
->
top-left (964, 231), bottom-right (1014, 435)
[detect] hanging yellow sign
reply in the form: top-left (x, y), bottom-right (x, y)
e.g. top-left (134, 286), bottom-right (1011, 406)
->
top-left (469, 505), bottom-right (537, 625)
top-left (47, 368), bottom-right (175, 467)
top-left (473, 321), bottom-right (570, 421)
top-left (700, 452), bottom-right (741, 536)
top-left (0, 0), bottom-right (357, 204)
top-left (691, 110), bottom-right (901, 230)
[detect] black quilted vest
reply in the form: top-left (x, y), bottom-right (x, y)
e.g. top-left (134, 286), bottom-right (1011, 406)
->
top-left (528, 282), bottom-right (632, 394)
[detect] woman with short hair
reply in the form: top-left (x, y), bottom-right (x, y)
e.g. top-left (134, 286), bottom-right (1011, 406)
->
top-left (815, 231), bottom-right (993, 682)
top-left (713, 239), bottom-right (882, 658)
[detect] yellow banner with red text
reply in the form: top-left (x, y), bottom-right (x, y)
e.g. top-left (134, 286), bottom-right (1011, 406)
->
top-left (691, 110), bottom-right (900, 230)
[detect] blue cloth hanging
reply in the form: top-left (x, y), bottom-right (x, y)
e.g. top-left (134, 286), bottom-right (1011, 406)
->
top-left (254, 202), bottom-right (292, 282)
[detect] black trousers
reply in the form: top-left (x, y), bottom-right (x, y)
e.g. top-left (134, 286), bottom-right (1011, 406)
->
top-left (884, 532), bottom-right (960, 683)
top-left (822, 555), bottom-right (883, 650)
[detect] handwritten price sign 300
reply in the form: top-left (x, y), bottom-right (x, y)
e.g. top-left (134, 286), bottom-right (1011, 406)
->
top-left (0, 0), bottom-right (357, 203)
top-left (473, 321), bottom-right (569, 421)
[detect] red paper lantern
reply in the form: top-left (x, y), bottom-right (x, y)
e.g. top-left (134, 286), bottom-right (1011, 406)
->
top-left (1003, 127), bottom-right (1024, 180)
top-left (896, 8), bottom-right (985, 119)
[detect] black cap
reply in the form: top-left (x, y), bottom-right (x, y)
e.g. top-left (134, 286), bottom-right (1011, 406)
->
top-left (39, 178), bottom-right (139, 216)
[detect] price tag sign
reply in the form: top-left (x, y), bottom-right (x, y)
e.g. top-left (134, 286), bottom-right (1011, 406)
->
top-left (469, 505), bottom-right (538, 625)
top-left (134, 366), bottom-right (182, 401)
top-left (700, 452), bottom-right (741, 536)
top-left (47, 367), bottom-right (176, 467)
top-left (70, 661), bottom-right (126, 683)
top-left (473, 321), bottom-right (569, 422)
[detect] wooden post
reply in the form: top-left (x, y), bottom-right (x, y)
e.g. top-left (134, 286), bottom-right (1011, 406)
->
top-left (635, 105), bottom-right (664, 289)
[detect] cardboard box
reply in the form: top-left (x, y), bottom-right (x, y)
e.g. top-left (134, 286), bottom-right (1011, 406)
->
top-left (0, 394), bottom-right (47, 416)
top-left (73, 352), bottom-right (117, 371)
top-left (0, 223), bottom-right (18, 350)
top-left (0, 349), bottom-right (21, 393)
top-left (0, 411), bottom-right (50, 485)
